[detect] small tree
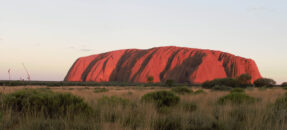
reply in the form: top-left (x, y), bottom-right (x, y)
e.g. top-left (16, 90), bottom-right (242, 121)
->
top-left (236, 73), bottom-right (252, 86)
top-left (147, 76), bottom-right (154, 84)
top-left (254, 78), bottom-right (276, 87)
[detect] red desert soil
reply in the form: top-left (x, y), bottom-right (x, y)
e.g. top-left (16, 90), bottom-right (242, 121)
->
top-left (65, 46), bottom-right (262, 83)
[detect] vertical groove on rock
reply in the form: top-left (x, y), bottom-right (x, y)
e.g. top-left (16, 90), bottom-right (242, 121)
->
top-left (167, 51), bottom-right (206, 83)
top-left (131, 49), bottom-right (158, 82)
top-left (101, 58), bottom-right (110, 74)
top-left (159, 49), bottom-right (182, 82)
top-left (81, 54), bottom-right (107, 81)
top-left (109, 50), bottom-right (147, 82)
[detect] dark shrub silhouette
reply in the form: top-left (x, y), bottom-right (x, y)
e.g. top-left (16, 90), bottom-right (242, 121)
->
top-left (165, 79), bottom-right (174, 87)
top-left (254, 78), bottom-right (276, 87)
top-left (202, 78), bottom-right (240, 88)
top-left (218, 92), bottom-right (256, 105)
top-left (171, 87), bottom-right (192, 94)
top-left (2, 89), bottom-right (92, 118)
top-left (236, 73), bottom-right (252, 87)
top-left (141, 91), bottom-right (180, 108)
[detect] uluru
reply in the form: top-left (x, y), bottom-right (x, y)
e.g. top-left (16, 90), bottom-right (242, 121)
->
top-left (65, 46), bottom-right (262, 84)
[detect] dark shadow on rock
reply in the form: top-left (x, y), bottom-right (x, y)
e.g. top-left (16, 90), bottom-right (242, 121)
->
top-left (81, 54), bottom-right (108, 81)
top-left (108, 49), bottom-right (148, 82)
top-left (131, 49), bottom-right (158, 81)
top-left (163, 51), bottom-right (206, 83)
top-left (159, 49), bottom-right (182, 81)
top-left (218, 53), bottom-right (237, 78)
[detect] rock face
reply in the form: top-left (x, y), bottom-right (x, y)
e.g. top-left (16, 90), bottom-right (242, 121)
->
top-left (65, 46), bottom-right (262, 83)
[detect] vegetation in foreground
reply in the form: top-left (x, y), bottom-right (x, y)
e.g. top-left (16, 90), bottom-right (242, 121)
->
top-left (0, 86), bottom-right (287, 130)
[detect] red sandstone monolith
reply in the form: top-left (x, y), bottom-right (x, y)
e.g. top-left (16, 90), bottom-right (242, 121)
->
top-left (65, 46), bottom-right (262, 83)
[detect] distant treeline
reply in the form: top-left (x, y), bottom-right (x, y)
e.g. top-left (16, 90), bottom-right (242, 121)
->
top-left (0, 80), bottom-right (200, 87)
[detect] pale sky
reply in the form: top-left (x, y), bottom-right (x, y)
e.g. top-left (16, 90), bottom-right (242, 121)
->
top-left (0, 0), bottom-right (286, 83)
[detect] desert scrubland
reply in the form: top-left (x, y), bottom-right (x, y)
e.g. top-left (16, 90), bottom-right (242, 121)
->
top-left (0, 86), bottom-right (287, 130)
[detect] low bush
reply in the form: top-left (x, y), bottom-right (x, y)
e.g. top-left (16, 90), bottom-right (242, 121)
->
top-left (230, 88), bottom-right (245, 93)
top-left (202, 78), bottom-right (240, 89)
top-left (254, 78), bottom-right (276, 87)
top-left (211, 85), bottom-right (232, 91)
top-left (94, 88), bottom-right (108, 93)
top-left (1, 89), bottom-right (92, 118)
top-left (217, 92), bottom-right (256, 105)
top-left (193, 89), bottom-right (206, 94)
top-left (165, 80), bottom-right (175, 87)
top-left (171, 87), bottom-right (192, 94)
top-left (141, 91), bottom-right (180, 108)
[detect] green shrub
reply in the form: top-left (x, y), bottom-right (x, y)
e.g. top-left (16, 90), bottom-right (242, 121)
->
top-left (202, 78), bottom-right (240, 88)
top-left (193, 89), bottom-right (206, 94)
top-left (236, 73), bottom-right (252, 87)
top-left (254, 78), bottom-right (276, 87)
top-left (1, 89), bottom-right (92, 118)
top-left (147, 76), bottom-right (154, 83)
top-left (212, 85), bottom-right (232, 91)
top-left (217, 92), bottom-right (256, 105)
top-left (171, 87), bottom-right (192, 94)
top-left (94, 88), bottom-right (108, 93)
top-left (165, 79), bottom-right (174, 87)
top-left (230, 88), bottom-right (245, 93)
top-left (141, 91), bottom-right (180, 108)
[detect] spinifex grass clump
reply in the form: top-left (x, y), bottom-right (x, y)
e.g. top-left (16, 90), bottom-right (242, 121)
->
top-left (97, 96), bottom-right (132, 107)
top-left (193, 89), bottom-right (206, 95)
top-left (217, 92), bottom-right (256, 105)
top-left (171, 87), bottom-right (193, 94)
top-left (272, 93), bottom-right (287, 119)
top-left (212, 85), bottom-right (232, 91)
top-left (1, 89), bottom-right (92, 118)
top-left (153, 115), bottom-right (183, 130)
top-left (182, 102), bottom-right (197, 112)
top-left (141, 91), bottom-right (180, 108)
top-left (94, 88), bottom-right (109, 93)
top-left (230, 88), bottom-right (245, 93)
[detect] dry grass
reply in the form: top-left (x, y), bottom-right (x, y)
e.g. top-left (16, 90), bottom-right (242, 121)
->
top-left (0, 86), bottom-right (287, 130)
